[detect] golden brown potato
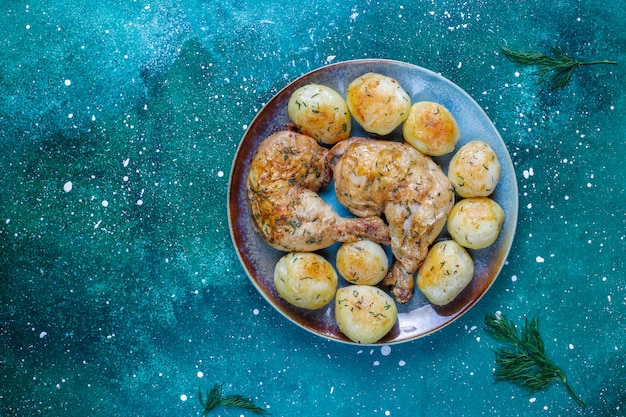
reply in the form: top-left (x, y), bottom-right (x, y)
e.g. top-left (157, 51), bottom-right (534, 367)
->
top-left (447, 197), bottom-right (505, 249)
top-left (335, 285), bottom-right (397, 344)
top-left (336, 240), bottom-right (389, 285)
top-left (416, 240), bottom-right (474, 306)
top-left (287, 84), bottom-right (351, 145)
top-left (402, 101), bottom-right (460, 156)
top-left (346, 73), bottom-right (411, 135)
top-left (273, 252), bottom-right (338, 310)
top-left (448, 140), bottom-right (501, 197)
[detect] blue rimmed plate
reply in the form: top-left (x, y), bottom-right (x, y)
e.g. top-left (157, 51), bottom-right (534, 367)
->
top-left (228, 59), bottom-right (518, 345)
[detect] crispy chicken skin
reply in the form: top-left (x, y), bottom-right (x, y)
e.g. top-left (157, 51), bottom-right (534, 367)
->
top-left (327, 138), bottom-right (454, 303)
top-left (246, 131), bottom-right (390, 252)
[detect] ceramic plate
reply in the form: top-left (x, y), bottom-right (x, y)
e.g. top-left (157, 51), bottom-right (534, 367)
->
top-left (228, 59), bottom-right (518, 345)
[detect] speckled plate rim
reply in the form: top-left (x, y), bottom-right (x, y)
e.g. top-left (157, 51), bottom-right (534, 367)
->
top-left (228, 59), bottom-right (518, 345)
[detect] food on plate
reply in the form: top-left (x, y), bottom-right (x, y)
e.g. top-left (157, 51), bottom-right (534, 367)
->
top-left (327, 138), bottom-right (455, 303)
top-left (416, 240), bottom-right (474, 306)
top-left (336, 240), bottom-right (389, 285)
top-left (246, 130), bottom-right (391, 252)
top-left (448, 140), bottom-right (501, 197)
top-left (447, 197), bottom-right (505, 249)
top-left (287, 83), bottom-right (352, 145)
top-left (274, 252), bottom-right (338, 310)
top-left (345, 72), bottom-right (411, 135)
top-left (335, 285), bottom-right (398, 344)
top-left (402, 101), bottom-right (460, 156)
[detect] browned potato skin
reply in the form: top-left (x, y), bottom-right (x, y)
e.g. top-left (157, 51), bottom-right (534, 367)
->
top-left (274, 252), bottom-right (338, 310)
top-left (346, 73), bottom-right (411, 135)
top-left (416, 240), bottom-right (474, 306)
top-left (288, 84), bottom-right (351, 145)
top-left (335, 285), bottom-right (397, 344)
top-left (447, 197), bottom-right (505, 249)
top-left (336, 240), bottom-right (388, 285)
top-left (402, 101), bottom-right (460, 156)
top-left (448, 140), bottom-right (501, 197)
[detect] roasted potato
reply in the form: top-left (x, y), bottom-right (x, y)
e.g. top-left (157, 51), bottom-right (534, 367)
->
top-left (416, 240), bottom-right (474, 306)
top-left (287, 84), bottom-right (351, 145)
top-left (335, 285), bottom-right (397, 344)
top-left (274, 252), bottom-right (338, 310)
top-left (336, 240), bottom-right (389, 285)
top-left (346, 72), bottom-right (411, 135)
top-left (447, 197), bottom-right (505, 249)
top-left (402, 101), bottom-right (460, 156)
top-left (448, 140), bottom-right (501, 197)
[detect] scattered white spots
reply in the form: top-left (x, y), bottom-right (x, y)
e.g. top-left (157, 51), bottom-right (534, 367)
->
top-left (536, 256), bottom-right (545, 263)
top-left (39, 331), bottom-right (48, 339)
top-left (373, 361), bottom-right (380, 366)
top-left (398, 360), bottom-right (406, 367)
top-left (514, 71), bottom-right (520, 77)
top-left (136, 200), bottom-right (143, 206)
top-left (102, 200), bottom-right (109, 207)
top-left (197, 371), bottom-right (204, 378)
top-left (5, 219), bottom-right (9, 224)
top-left (94, 220), bottom-right (102, 229)
top-left (511, 275), bottom-right (518, 282)
top-left (217, 171), bottom-right (224, 178)
top-left (385, 411), bottom-right (391, 416)
top-left (457, 62), bottom-right (462, 69)
top-left (242, 124), bottom-right (248, 130)
top-left (330, 386), bottom-right (335, 394)
top-left (327, 55), bottom-right (336, 63)
top-left (64, 79), bottom-right (71, 86)
top-left (476, 336), bottom-right (481, 342)
top-left (253, 308), bottom-right (260, 315)
top-left (180, 394), bottom-right (188, 402)
top-left (587, 182), bottom-right (592, 188)
top-left (63, 181), bottom-right (73, 193)
top-left (68, 113), bottom-right (73, 119)
top-left (91, 115), bottom-right (96, 121)
top-left (529, 397), bottom-right (536, 403)
top-left (608, 295), bottom-right (612, 303)
top-left (145, 4), bottom-right (150, 10)
top-left (527, 203), bottom-right (532, 209)
top-left (543, 405), bottom-right (548, 411)
top-left (569, 344), bottom-right (574, 350)
top-left (381, 345), bottom-right (391, 356)
top-left (26, 24), bottom-right (31, 29)
top-left (123, 176), bottom-right (129, 182)
top-left (564, 195), bottom-right (570, 201)
top-left (523, 168), bottom-right (534, 179)
top-left (123, 158), bottom-right (130, 167)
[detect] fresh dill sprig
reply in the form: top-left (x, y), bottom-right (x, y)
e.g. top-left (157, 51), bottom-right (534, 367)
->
top-left (199, 384), bottom-right (270, 416)
top-left (500, 45), bottom-right (617, 91)
top-left (484, 313), bottom-right (586, 408)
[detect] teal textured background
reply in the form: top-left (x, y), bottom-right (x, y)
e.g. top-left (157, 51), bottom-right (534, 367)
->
top-left (1, 1), bottom-right (624, 416)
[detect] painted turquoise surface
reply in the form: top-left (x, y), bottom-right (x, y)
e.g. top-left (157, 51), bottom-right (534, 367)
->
top-left (1, 1), bottom-right (624, 416)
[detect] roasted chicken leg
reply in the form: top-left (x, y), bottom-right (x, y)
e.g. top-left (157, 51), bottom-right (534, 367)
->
top-left (246, 131), bottom-right (390, 252)
top-left (328, 138), bottom-right (454, 303)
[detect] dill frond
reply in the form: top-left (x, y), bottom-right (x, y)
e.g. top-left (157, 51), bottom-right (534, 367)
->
top-left (484, 313), bottom-right (586, 408)
top-left (500, 45), bottom-right (617, 91)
